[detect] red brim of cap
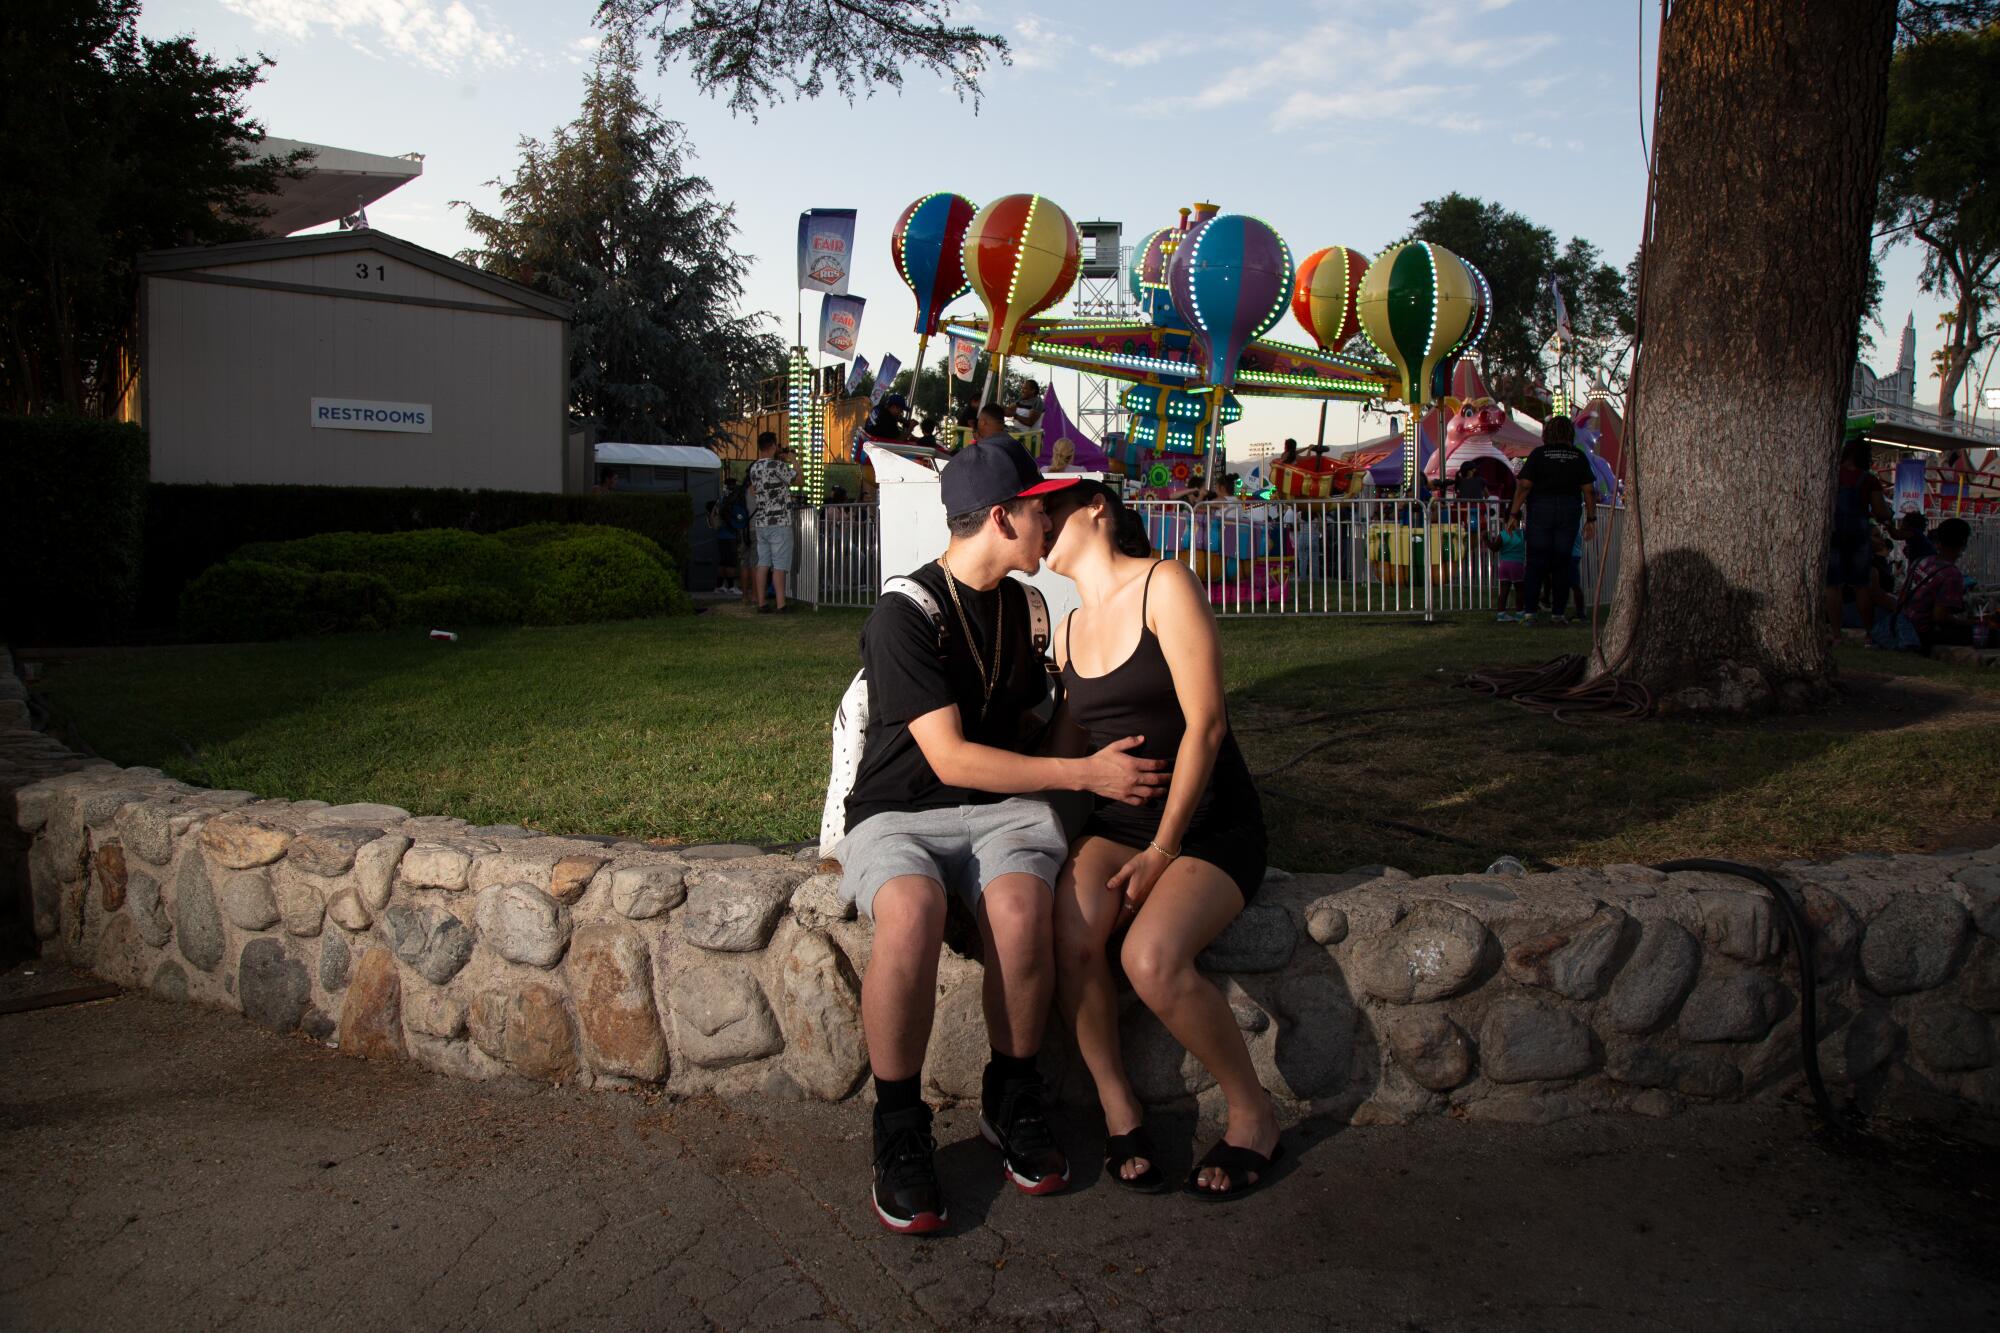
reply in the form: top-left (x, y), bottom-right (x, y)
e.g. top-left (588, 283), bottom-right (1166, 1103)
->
top-left (1017, 477), bottom-right (1082, 498)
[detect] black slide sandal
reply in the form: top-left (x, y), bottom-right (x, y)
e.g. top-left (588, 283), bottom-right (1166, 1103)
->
top-left (1105, 1127), bottom-right (1169, 1194)
top-left (1182, 1139), bottom-right (1284, 1202)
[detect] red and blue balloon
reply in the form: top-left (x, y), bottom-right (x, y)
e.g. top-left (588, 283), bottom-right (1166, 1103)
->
top-left (890, 192), bottom-right (977, 336)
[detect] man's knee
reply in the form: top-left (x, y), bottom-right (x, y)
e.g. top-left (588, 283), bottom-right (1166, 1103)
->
top-left (871, 877), bottom-right (947, 948)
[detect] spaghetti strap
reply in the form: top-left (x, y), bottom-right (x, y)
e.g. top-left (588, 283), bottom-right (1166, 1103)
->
top-left (1140, 560), bottom-right (1166, 623)
top-left (1063, 609), bottom-right (1076, 663)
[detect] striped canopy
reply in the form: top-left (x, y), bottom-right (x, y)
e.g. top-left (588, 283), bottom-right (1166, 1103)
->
top-left (1167, 213), bottom-right (1294, 390)
top-left (891, 192), bottom-right (976, 337)
top-left (1291, 245), bottom-right (1368, 352)
top-left (962, 193), bottom-right (1081, 354)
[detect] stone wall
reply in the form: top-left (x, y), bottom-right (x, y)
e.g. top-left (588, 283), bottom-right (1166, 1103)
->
top-left (5, 652), bottom-right (1997, 1126)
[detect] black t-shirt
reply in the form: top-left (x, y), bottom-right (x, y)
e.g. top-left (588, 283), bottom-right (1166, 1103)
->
top-left (1519, 442), bottom-right (1594, 498)
top-left (844, 562), bottom-right (1052, 831)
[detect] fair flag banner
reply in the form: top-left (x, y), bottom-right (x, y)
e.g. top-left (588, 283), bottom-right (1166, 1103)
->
top-left (949, 335), bottom-right (977, 382)
top-left (872, 354), bottom-right (902, 404)
top-left (798, 209), bottom-right (857, 294)
top-left (844, 355), bottom-right (871, 396)
top-left (819, 294), bottom-right (865, 360)
top-left (1894, 457), bottom-right (1926, 515)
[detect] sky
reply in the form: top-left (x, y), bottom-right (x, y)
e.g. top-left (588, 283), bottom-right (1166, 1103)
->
top-left (138, 0), bottom-right (1980, 452)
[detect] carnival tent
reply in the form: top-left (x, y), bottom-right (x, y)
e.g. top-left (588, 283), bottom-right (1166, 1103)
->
top-left (1033, 383), bottom-right (1112, 472)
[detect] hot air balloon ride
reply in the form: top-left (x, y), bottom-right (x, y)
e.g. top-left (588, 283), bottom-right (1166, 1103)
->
top-left (1357, 241), bottom-right (1488, 495)
top-left (890, 191), bottom-right (977, 394)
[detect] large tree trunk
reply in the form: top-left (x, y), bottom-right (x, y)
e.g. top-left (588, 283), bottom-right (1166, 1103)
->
top-left (1598, 0), bottom-right (1898, 712)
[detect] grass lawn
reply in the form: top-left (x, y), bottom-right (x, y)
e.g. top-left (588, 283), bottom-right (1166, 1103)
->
top-left (27, 607), bottom-right (2000, 875)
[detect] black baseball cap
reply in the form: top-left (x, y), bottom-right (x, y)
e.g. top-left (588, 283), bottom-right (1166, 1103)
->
top-left (938, 438), bottom-right (1078, 516)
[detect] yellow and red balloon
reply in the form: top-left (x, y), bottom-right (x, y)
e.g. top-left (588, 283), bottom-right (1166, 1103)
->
top-left (961, 193), bottom-right (1081, 354)
top-left (1291, 245), bottom-right (1369, 353)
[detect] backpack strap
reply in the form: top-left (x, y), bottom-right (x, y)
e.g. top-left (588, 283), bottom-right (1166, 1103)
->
top-left (1020, 582), bottom-right (1051, 657)
top-left (883, 576), bottom-right (946, 650)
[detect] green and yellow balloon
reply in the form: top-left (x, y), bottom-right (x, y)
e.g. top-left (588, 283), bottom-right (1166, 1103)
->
top-left (1358, 241), bottom-right (1486, 492)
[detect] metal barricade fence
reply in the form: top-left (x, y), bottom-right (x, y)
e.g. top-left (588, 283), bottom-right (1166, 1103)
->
top-left (809, 496), bottom-right (1624, 619)
top-left (809, 504), bottom-right (881, 609)
top-left (1961, 515), bottom-right (2000, 596)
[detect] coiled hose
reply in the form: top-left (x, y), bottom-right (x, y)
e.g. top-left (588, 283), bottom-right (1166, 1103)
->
top-left (1461, 653), bottom-right (1654, 721)
top-left (1650, 857), bottom-right (1865, 1139)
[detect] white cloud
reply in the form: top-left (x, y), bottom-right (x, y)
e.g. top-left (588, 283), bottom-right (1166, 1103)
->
top-left (1181, 0), bottom-right (1556, 135)
top-left (1511, 131), bottom-right (1554, 150)
top-left (564, 32), bottom-right (602, 66)
top-left (1087, 36), bottom-right (1180, 69)
top-left (1010, 15), bottom-right (1075, 70)
top-left (221, 1), bottom-right (522, 76)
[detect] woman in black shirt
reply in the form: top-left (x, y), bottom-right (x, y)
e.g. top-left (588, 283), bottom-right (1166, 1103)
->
top-left (1044, 481), bottom-right (1279, 1202)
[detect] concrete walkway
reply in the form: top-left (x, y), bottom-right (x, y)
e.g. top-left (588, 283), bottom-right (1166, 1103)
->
top-left (1, 970), bottom-right (1995, 1331)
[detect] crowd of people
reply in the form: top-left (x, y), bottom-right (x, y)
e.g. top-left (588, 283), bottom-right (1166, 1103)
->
top-left (1827, 438), bottom-right (1987, 652)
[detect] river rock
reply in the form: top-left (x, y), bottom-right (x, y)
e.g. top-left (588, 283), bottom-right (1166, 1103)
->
top-left (1604, 920), bottom-right (1701, 1034)
top-left (789, 872), bottom-right (852, 929)
top-left (308, 802), bottom-right (410, 825)
top-left (326, 888), bottom-right (371, 931)
top-left (172, 854), bottom-right (225, 972)
top-left (1124, 1004), bottom-right (1217, 1102)
top-left (548, 854), bottom-right (605, 905)
top-left (1820, 1008), bottom-right (1901, 1083)
top-left (115, 801), bottom-right (176, 866)
top-left (237, 938), bottom-right (311, 1032)
top-left (1504, 906), bottom-right (1630, 1000)
top-left (1268, 974), bottom-right (1356, 1099)
top-left (384, 904), bottom-right (475, 985)
top-left (1678, 968), bottom-right (1788, 1043)
top-left (1693, 886), bottom-right (1781, 963)
top-left (921, 968), bottom-right (986, 1101)
top-left (1802, 886), bottom-right (1860, 976)
top-left (272, 870), bottom-right (326, 938)
top-left (570, 924), bottom-right (668, 1080)
top-left (340, 950), bottom-right (405, 1060)
top-left (94, 843), bottom-right (128, 912)
top-left (610, 862), bottom-right (689, 920)
top-left (1353, 899), bottom-right (1493, 1003)
top-left (1908, 1005), bottom-right (1994, 1073)
top-left (1860, 893), bottom-right (1971, 996)
top-left (777, 930), bottom-right (866, 1099)
top-left (670, 962), bottom-right (783, 1070)
top-left (218, 870), bottom-right (278, 930)
top-left (200, 814), bottom-right (293, 869)
top-left (1480, 1001), bottom-right (1596, 1083)
top-left (352, 833), bottom-right (410, 911)
top-left (1966, 947), bottom-right (2000, 1013)
top-left (404, 987), bottom-right (468, 1040)
top-left (469, 983), bottom-right (578, 1082)
top-left (151, 960), bottom-right (188, 1001)
top-left (1305, 900), bottom-right (1349, 946)
top-left (400, 843), bottom-right (473, 891)
top-left (1385, 1008), bottom-right (1474, 1091)
top-left (128, 871), bottom-right (171, 947)
top-left (475, 882), bottom-right (572, 968)
top-left (1197, 903), bottom-right (1297, 973)
top-left (682, 865), bottom-right (794, 952)
top-left (286, 824), bottom-right (381, 877)
top-left (319, 928), bottom-right (351, 992)
top-left (1950, 866), bottom-right (2000, 938)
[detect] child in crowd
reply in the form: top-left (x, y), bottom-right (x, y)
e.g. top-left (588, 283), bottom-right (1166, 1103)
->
top-left (1487, 521), bottom-right (1528, 621)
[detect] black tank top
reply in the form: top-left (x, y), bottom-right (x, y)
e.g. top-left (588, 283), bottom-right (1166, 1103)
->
top-left (1058, 563), bottom-right (1256, 842)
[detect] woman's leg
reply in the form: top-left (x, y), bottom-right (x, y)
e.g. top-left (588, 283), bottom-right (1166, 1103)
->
top-left (1053, 835), bottom-right (1150, 1178)
top-left (1120, 860), bottom-right (1278, 1192)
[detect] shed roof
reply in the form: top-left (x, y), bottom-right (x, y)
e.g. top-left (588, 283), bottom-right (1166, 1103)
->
top-left (596, 442), bottom-right (723, 469)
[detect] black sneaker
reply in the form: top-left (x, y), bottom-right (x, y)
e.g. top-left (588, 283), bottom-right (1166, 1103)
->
top-left (872, 1105), bottom-right (947, 1234)
top-left (979, 1076), bottom-right (1070, 1196)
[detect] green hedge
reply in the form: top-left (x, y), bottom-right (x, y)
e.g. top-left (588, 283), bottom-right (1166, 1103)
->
top-left (1, 415), bottom-right (150, 644)
top-left (179, 524), bottom-right (692, 641)
top-left (144, 484), bottom-right (692, 635)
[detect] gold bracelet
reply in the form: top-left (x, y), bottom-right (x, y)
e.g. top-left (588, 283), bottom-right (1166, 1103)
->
top-left (1148, 840), bottom-right (1180, 861)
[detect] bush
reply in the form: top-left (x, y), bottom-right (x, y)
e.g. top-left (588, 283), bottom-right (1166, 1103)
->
top-left (237, 529), bottom-right (524, 604)
top-left (1, 415), bottom-right (150, 643)
top-left (144, 484), bottom-right (692, 635)
top-left (397, 584), bottom-right (517, 628)
top-left (498, 522), bottom-right (674, 572)
top-left (523, 533), bottom-right (689, 624)
top-left (179, 561), bottom-right (395, 642)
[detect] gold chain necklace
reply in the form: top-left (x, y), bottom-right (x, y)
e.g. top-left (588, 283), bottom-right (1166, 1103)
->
top-left (938, 555), bottom-right (1003, 723)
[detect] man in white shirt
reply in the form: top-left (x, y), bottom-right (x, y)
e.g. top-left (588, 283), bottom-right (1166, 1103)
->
top-left (746, 431), bottom-right (799, 613)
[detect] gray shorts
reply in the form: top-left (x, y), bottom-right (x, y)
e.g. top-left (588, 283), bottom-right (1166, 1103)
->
top-left (839, 798), bottom-right (1068, 918)
top-left (753, 523), bottom-right (795, 568)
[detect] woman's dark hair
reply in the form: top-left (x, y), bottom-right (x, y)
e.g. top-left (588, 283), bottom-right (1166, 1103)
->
top-left (1058, 480), bottom-right (1152, 558)
top-left (1542, 415), bottom-right (1575, 447)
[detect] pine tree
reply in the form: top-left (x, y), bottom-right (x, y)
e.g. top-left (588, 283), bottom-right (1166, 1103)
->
top-left (457, 33), bottom-right (782, 445)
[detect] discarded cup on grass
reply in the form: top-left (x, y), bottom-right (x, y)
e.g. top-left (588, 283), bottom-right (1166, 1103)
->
top-left (429, 630), bottom-right (459, 642)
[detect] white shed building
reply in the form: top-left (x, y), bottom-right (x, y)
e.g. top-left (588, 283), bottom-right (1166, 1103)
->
top-left (136, 229), bottom-right (573, 492)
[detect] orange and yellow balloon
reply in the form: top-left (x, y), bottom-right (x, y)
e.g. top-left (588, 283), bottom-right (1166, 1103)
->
top-left (961, 193), bottom-right (1081, 354)
top-left (1291, 245), bottom-right (1369, 352)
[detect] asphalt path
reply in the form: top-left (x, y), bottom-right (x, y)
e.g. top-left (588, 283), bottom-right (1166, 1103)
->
top-left (2, 967), bottom-right (1995, 1331)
